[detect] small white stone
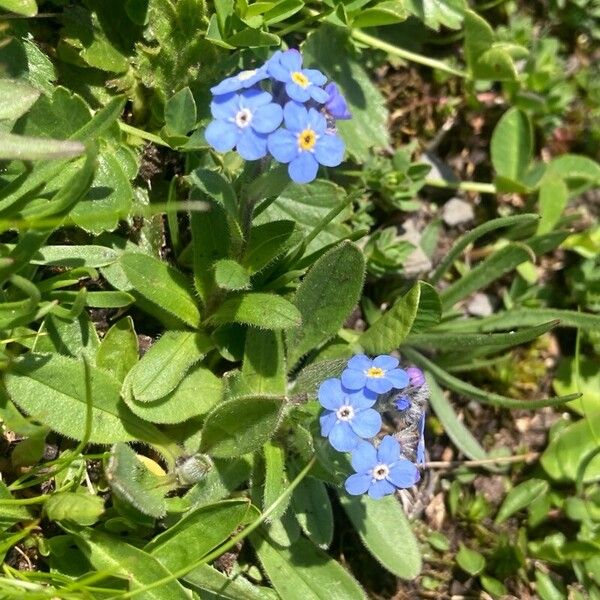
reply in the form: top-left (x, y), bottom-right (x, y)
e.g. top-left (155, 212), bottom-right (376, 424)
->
top-left (442, 197), bottom-right (475, 226)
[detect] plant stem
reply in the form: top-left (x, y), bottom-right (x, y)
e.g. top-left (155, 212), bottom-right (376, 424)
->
top-left (118, 122), bottom-right (171, 148)
top-left (424, 452), bottom-right (539, 469)
top-left (351, 29), bottom-right (468, 79)
top-left (425, 178), bottom-right (497, 194)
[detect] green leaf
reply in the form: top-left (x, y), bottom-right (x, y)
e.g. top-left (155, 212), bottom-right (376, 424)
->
top-left (303, 25), bottom-right (389, 162)
top-left (292, 476), bottom-right (334, 549)
top-left (426, 373), bottom-right (487, 460)
top-left (351, 1), bottom-right (407, 27)
top-left (553, 357), bottom-right (600, 416)
top-left (339, 493), bottom-right (421, 580)
top-left (252, 533), bottom-right (367, 600)
top-left (164, 87), bottom-right (197, 136)
top-left (409, 282), bottom-right (442, 333)
top-left (480, 575), bottom-right (507, 597)
top-left (407, 321), bottom-right (558, 350)
top-left (0, 79), bottom-right (39, 120)
top-left (464, 10), bottom-right (518, 80)
top-left (28, 245), bottom-right (120, 268)
top-left (106, 443), bottom-right (168, 518)
top-left (184, 564), bottom-right (277, 600)
top-left (35, 312), bottom-right (99, 361)
top-left (440, 244), bottom-right (532, 310)
top-left (4, 353), bottom-right (167, 444)
top-left (0, 0), bottom-right (37, 17)
top-left (240, 329), bottom-right (286, 396)
top-left (227, 27), bottom-right (280, 48)
top-left (214, 258), bottom-right (251, 290)
top-left (456, 544), bottom-right (486, 576)
top-left (119, 252), bottom-right (201, 328)
top-left (243, 220), bottom-right (297, 273)
top-left (127, 365), bottom-right (222, 424)
top-left (404, 0), bottom-right (465, 30)
top-left (0, 481), bottom-right (31, 528)
top-left (405, 347), bottom-right (580, 409)
top-left (546, 154), bottom-right (600, 194)
top-left (535, 571), bottom-right (565, 600)
top-left (495, 479), bottom-right (549, 524)
top-left (0, 132), bottom-right (85, 161)
top-left (45, 492), bottom-right (104, 526)
top-left (359, 283), bottom-right (421, 354)
top-left (72, 527), bottom-right (190, 599)
top-left (96, 317), bottom-right (138, 383)
top-left (262, 0), bottom-right (303, 24)
top-left (71, 152), bottom-right (133, 234)
top-left (537, 173), bottom-right (569, 234)
top-left (263, 440), bottom-right (289, 521)
top-left (491, 108), bottom-right (533, 182)
top-left (210, 293), bottom-right (301, 330)
top-left (125, 330), bottom-right (212, 403)
top-left (201, 396), bottom-right (284, 458)
top-left (255, 180), bottom-right (351, 254)
top-left (541, 416), bottom-right (600, 482)
top-left (148, 499), bottom-right (254, 571)
top-left (287, 241), bottom-right (365, 367)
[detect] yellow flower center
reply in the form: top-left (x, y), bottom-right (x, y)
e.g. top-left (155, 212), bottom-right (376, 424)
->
top-left (367, 367), bottom-right (385, 378)
top-left (298, 128), bottom-right (317, 151)
top-left (291, 71), bottom-right (310, 88)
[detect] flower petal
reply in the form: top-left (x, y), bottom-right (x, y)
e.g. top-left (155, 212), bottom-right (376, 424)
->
top-left (347, 354), bottom-right (372, 371)
top-left (240, 88), bottom-right (272, 110)
top-left (252, 103), bottom-right (283, 133)
top-left (388, 460), bottom-right (420, 488)
top-left (318, 378), bottom-right (345, 409)
top-left (328, 421), bottom-right (359, 452)
top-left (309, 86), bottom-right (330, 104)
top-left (314, 133), bottom-right (345, 167)
top-left (289, 152), bottom-right (318, 184)
top-left (386, 368), bottom-right (409, 390)
top-left (416, 413), bottom-right (426, 464)
top-left (307, 107), bottom-right (327, 135)
top-left (236, 128), bottom-right (268, 161)
top-left (377, 435), bottom-right (400, 465)
top-left (373, 355), bottom-right (399, 371)
top-left (348, 388), bottom-right (378, 410)
top-left (210, 93), bottom-right (239, 119)
top-left (350, 440), bottom-right (378, 473)
top-left (283, 101), bottom-right (307, 132)
top-left (279, 49), bottom-right (303, 71)
top-left (302, 68), bottom-right (327, 86)
top-left (345, 473), bottom-right (371, 496)
top-left (205, 120), bottom-right (239, 152)
top-left (341, 368), bottom-right (367, 390)
top-left (364, 376), bottom-right (393, 394)
top-left (349, 408), bottom-right (382, 439)
top-left (268, 61), bottom-right (291, 82)
top-left (286, 81), bottom-right (311, 103)
top-left (319, 411), bottom-right (337, 437)
top-left (406, 366), bottom-right (425, 387)
top-left (368, 479), bottom-right (395, 499)
top-left (267, 128), bottom-right (298, 163)
top-left (210, 77), bottom-right (242, 95)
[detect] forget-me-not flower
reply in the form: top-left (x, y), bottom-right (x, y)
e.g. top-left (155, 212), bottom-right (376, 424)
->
top-left (324, 82), bottom-right (351, 120)
top-left (318, 378), bottom-right (381, 452)
top-left (394, 395), bottom-right (411, 411)
top-left (267, 101), bottom-right (345, 183)
top-left (205, 89), bottom-right (283, 161)
top-left (210, 66), bottom-right (270, 96)
top-left (267, 49), bottom-right (329, 103)
top-left (345, 436), bottom-right (420, 499)
top-left (406, 366), bottom-right (425, 387)
top-left (341, 354), bottom-right (409, 395)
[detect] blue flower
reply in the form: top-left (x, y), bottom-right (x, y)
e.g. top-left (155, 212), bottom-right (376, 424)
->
top-left (324, 82), bottom-right (351, 120)
top-left (416, 413), bottom-right (426, 464)
top-left (318, 378), bottom-right (381, 452)
top-left (267, 49), bottom-right (329, 103)
top-left (267, 101), bottom-right (345, 183)
top-left (341, 354), bottom-right (409, 395)
top-left (210, 66), bottom-right (270, 95)
top-left (205, 89), bottom-right (283, 161)
top-left (345, 436), bottom-right (420, 499)
top-left (394, 395), bottom-right (410, 411)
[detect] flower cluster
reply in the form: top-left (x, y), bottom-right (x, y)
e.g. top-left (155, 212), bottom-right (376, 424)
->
top-left (206, 49), bottom-right (351, 184)
top-left (318, 353), bottom-right (427, 500)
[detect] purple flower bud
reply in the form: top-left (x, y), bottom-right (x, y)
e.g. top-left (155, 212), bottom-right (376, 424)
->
top-left (406, 366), bottom-right (425, 388)
top-left (324, 82), bottom-right (351, 120)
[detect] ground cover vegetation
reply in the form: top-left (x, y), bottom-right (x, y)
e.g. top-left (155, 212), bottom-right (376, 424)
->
top-left (0, 0), bottom-right (599, 598)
